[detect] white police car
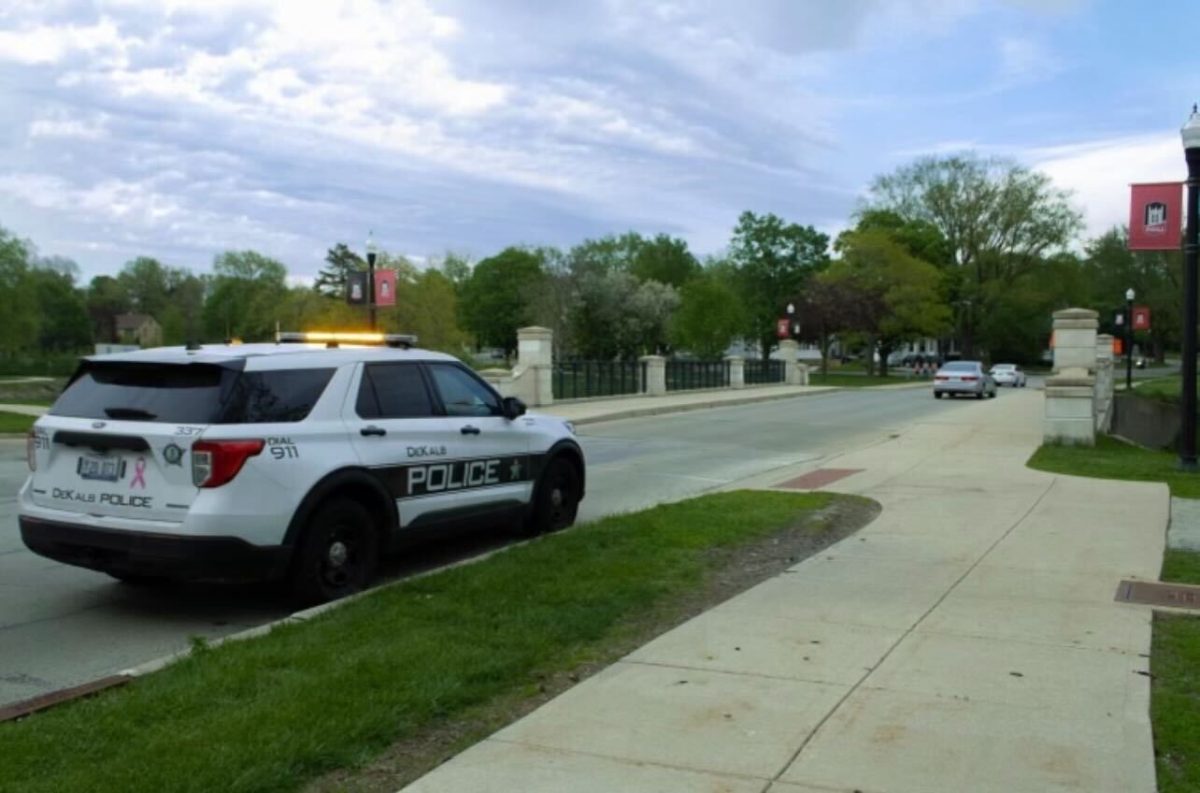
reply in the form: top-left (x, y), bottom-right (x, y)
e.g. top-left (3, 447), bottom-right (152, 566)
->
top-left (19, 332), bottom-right (585, 603)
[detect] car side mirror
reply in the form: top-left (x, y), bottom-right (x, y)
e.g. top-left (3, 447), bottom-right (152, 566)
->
top-left (502, 396), bottom-right (526, 420)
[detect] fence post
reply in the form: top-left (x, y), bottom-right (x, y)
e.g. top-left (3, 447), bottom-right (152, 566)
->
top-left (727, 356), bottom-right (745, 389)
top-left (779, 339), bottom-right (801, 385)
top-left (640, 355), bottom-right (666, 396)
top-left (516, 326), bottom-right (554, 406)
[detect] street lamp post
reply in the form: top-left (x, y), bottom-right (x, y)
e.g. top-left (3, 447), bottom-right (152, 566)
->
top-left (366, 230), bottom-right (378, 331)
top-left (1180, 106), bottom-right (1200, 471)
top-left (1125, 287), bottom-right (1135, 391)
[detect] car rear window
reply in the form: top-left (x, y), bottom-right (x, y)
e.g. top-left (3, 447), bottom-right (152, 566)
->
top-left (51, 362), bottom-right (334, 424)
top-left (942, 362), bottom-right (978, 372)
top-left (222, 368), bottom-right (336, 423)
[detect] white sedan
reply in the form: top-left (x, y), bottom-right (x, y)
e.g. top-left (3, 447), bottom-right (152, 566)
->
top-left (989, 363), bottom-right (1027, 387)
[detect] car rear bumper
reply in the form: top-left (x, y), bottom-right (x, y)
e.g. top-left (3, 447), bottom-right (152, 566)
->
top-left (933, 382), bottom-right (983, 394)
top-left (19, 516), bottom-right (290, 582)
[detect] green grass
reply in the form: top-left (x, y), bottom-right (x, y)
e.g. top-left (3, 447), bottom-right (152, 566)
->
top-left (0, 411), bottom-right (37, 433)
top-left (1154, 549), bottom-right (1200, 793)
top-left (1133, 374), bottom-right (1186, 403)
top-left (0, 490), bottom-right (842, 793)
top-left (809, 372), bottom-right (912, 388)
top-left (1027, 434), bottom-right (1200, 499)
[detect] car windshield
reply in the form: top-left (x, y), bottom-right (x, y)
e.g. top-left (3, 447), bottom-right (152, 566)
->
top-left (992, 364), bottom-right (1016, 371)
top-left (942, 362), bottom-right (978, 372)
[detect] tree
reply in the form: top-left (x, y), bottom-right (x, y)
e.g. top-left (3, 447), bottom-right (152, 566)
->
top-left (1082, 227), bottom-right (1179, 363)
top-left (117, 257), bottom-right (171, 319)
top-left (728, 211), bottom-right (829, 360)
top-left (30, 266), bottom-right (92, 351)
top-left (867, 154), bottom-right (1083, 356)
top-left (459, 247), bottom-right (545, 356)
top-left (523, 247), bottom-right (580, 359)
top-left (796, 277), bottom-right (862, 375)
top-left (391, 269), bottom-right (470, 353)
top-left (314, 243), bottom-right (365, 299)
top-left (0, 229), bottom-right (39, 356)
top-left (824, 229), bottom-right (952, 376)
top-left (567, 233), bottom-right (644, 279)
top-left (87, 275), bottom-right (130, 343)
top-left (203, 250), bottom-right (289, 341)
top-left (630, 234), bottom-right (700, 288)
top-left (436, 252), bottom-right (472, 294)
top-left (671, 266), bottom-right (744, 358)
top-left (572, 270), bottom-right (679, 359)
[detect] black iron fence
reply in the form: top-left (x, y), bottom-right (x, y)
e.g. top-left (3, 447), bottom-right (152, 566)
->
top-left (744, 359), bottom-right (785, 385)
top-left (553, 360), bottom-right (644, 400)
top-left (666, 360), bottom-right (730, 391)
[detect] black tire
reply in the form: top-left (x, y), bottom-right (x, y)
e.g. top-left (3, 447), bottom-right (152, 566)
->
top-left (988, 390), bottom-right (997, 399)
top-left (524, 457), bottom-right (581, 536)
top-left (975, 390), bottom-right (984, 400)
top-left (934, 391), bottom-right (943, 399)
top-left (289, 497), bottom-right (379, 606)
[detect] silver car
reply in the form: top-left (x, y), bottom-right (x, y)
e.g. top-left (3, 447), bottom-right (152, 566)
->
top-left (933, 360), bottom-right (997, 399)
top-left (989, 363), bottom-right (1027, 387)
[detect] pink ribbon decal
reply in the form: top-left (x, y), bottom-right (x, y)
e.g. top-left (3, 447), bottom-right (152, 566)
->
top-left (131, 457), bottom-right (147, 489)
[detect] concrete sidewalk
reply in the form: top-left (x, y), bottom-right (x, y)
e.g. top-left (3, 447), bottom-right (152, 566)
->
top-left (404, 390), bottom-right (1166, 793)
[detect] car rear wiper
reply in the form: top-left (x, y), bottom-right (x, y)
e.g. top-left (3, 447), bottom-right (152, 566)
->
top-left (104, 406), bottom-right (158, 420)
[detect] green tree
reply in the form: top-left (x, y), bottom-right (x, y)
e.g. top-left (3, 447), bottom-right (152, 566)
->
top-left (87, 275), bottom-right (131, 343)
top-left (1083, 227), bottom-right (1179, 363)
top-left (436, 252), bottom-right (472, 293)
top-left (728, 211), bottom-right (829, 360)
top-left (459, 247), bottom-right (545, 355)
top-left (30, 266), bottom-right (92, 351)
top-left (313, 243), bottom-right (365, 299)
top-left (868, 154), bottom-right (1083, 356)
top-left (671, 266), bottom-right (744, 358)
top-left (630, 234), bottom-right (700, 288)
top-left (393, 269), bottom-right (470, 353)
top-left (203, 250), bottom-right (289, 341)
top-left (117, 257), bottom-right (171, 319)
top-left (567, 233), bottom-right (644, 279)
top-left (825, 229), bottom-right (952, 376)
top-left (572, 270), bottom-right (679, 359)
top-left (0, 229), bottom-right (39, 356)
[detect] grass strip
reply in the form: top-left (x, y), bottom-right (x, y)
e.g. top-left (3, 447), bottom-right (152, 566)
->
top-left (1154, 549), bottom-right (1200, 793)
top-left (0, 490), bottom-right (843, 793)
top-left (0, 411), bottom-right (37, 433)
top-left (1027, 434), bottom-right (1200, 499)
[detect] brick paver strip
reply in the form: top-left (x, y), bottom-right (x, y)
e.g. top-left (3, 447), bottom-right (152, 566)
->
top-left (776, 468), bottom-right (864, 490)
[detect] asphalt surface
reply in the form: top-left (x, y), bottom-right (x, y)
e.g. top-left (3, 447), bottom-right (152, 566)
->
top-left (0, 383), bottom-right (1029, 707)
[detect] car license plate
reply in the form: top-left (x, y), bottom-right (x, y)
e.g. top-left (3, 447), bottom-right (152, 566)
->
top-left (77, 455), bottom-right (125, 482)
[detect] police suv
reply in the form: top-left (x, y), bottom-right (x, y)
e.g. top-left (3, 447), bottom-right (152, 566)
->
top-left (19, 332), bottom-right (585, 603)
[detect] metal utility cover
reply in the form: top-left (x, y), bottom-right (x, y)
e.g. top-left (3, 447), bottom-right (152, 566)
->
top-left (1114, 579), bottom-right (1200, 611)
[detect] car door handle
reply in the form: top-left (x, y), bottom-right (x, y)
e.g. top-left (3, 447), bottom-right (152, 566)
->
top-left (360, 426), bottom-right (387, 437)
top-left (460, 425), bottom-right (481, 435)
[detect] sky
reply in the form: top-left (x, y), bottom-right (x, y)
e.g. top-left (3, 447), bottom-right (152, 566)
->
top-left (0, 0), bottom-right (1196, 283)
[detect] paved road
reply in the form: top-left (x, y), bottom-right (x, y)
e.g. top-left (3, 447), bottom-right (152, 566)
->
top-left (0, 384), bottom-right (1020, 706)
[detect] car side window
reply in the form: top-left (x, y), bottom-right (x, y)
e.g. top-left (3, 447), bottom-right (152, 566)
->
top-left (356, 363), bottom-right (435, 419)
top-left (427, 363), bottom-right (502, 417)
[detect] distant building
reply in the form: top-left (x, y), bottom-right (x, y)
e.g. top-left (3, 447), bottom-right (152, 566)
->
top-left (115, 313), bottom-right (162, 348)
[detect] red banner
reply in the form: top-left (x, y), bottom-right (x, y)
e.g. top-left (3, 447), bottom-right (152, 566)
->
top-left (776, 318), bottom-right (790, 339)
top-left (374, 270), bottom-right (397, 307)
top-left (1129, 182), bottom-right (1183, 250)
top-left (1133, 306), bottom-right (1151, 331)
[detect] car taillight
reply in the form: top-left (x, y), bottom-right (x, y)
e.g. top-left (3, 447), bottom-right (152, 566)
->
top-left (962, 376), bottom-right (978, 382)
top-left (26, 430), bottom-right (36, 472)
top-left (191, 440), bottom-right (265, 488)
top-left (935, 375), bottom-right (948, 381)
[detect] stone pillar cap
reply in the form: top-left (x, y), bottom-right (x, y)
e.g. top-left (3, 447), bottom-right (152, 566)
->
top-left (1052, 307), bottom-right (1099, 321)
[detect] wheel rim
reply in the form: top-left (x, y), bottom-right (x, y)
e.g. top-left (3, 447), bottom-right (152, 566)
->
top-left (320, 524), bottom-right (364, 590)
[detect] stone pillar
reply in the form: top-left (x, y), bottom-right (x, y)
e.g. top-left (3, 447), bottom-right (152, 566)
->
top-left (779, 339), bottom-right (801, 385)
top-left (796, 363), bottom-right (810, 386)
top-left (726, 356), bottom-right (745, 389)
top-left (516, 326), bottom-right (553, 406)
top-left (1094, 334), bottom-right (1115, 432)
top-left (640, 355), bottom-right (666, 396)
top-left (1051, 308), bottom-right (1099, 375)
top-left (1044, 308), bottom-right (1099, 445)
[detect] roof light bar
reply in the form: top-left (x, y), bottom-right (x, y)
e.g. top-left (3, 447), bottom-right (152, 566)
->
top-left (276, 331), bottom-right (418, 348)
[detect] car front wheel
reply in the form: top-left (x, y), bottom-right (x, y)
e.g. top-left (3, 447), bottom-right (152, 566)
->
top-left (525, 457), bottom-right (581, 536)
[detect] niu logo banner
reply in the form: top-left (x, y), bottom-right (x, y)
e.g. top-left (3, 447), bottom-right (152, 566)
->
top-left (1129, 182), bottom-right (1183, 250)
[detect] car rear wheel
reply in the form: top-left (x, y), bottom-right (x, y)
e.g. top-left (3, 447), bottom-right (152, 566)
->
top-left (934, 391), bottom-right (943, 399)
top-left (289, 497), bottom-right (379, 605)
top-left (524, 457), bottom-right (581, 536)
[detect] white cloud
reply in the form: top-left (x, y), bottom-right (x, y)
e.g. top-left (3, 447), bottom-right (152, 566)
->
top-left (28, 115), bottom-right (107, 140)
top-left (1029, 134), bottom-right (1184, 239)
top-left (998, 36), bottom-right (1062, 81)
